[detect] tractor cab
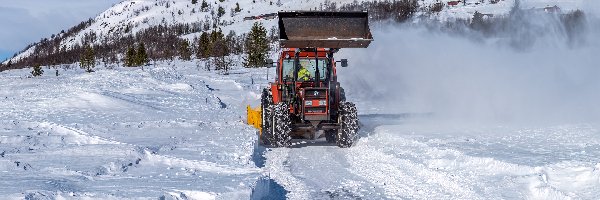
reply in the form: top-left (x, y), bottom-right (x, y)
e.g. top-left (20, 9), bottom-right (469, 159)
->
top-left (275, 48), bottom-right (339, 123)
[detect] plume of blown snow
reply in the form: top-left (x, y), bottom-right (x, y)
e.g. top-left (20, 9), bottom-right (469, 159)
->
top-left (338, 8), bottom-right (600, 125)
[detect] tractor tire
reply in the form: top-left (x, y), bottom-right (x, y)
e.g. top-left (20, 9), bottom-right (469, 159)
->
top-left (260, 89), bottom-right (273, 145)
top-left (268, 103), bottom-right (292, 147)
top-left (325, 130), bottom-right (336, 143)
top-left (337, 102), bottom-right (359, 148)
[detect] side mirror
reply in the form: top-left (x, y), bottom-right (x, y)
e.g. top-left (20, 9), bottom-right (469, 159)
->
top-left (339, 59), bottom-right (348, 67)
top-left (265, 59), bottom-right (275, 68)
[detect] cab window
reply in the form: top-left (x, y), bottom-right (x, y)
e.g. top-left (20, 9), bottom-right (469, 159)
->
top-left (281, 59), bottom-right (327, 81)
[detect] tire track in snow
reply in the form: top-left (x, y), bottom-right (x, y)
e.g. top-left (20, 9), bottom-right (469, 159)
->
top-left (347, 143), bottom-right (483, 199)
top-left (263, 148), bottom-right (311, 200)
top-left (346, 128), bottom-right (488, 199)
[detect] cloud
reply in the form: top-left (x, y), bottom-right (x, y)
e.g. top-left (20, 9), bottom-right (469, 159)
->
top-left (0, 0), bottom-right (121, 58)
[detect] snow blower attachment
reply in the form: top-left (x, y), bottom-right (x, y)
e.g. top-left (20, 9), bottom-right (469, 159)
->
top-left (247, 106), bottom-right (262, 131)
top-left (248, 11), bottom-right (372, 148)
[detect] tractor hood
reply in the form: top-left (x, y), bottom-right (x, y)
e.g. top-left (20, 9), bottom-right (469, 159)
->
top-left (278, 11), bottom-right (373, 48)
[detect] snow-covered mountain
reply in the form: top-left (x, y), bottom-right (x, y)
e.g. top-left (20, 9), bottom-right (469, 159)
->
top-left (3, 0), bottom-right (587, 66)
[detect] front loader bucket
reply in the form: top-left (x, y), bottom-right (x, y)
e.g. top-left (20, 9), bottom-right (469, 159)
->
top-left (278, 11), bottom-right (373, 48)
top-left (247, 105), bottom-right (262, 132)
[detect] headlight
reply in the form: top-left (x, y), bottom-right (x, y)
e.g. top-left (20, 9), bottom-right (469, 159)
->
top-left (319, 100), bottom-right (327, 106)
top-left (305, 101), bottom-right (312, 106)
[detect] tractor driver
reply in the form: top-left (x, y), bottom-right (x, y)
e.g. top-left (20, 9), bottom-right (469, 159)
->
top-left (298, 61), bottom-right (312, 81)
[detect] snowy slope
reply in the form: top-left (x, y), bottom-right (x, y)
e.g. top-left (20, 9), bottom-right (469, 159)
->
top-left (6, 0), bottom-right (361, 64)
top-left (4, 0), bottom-right (590, 65)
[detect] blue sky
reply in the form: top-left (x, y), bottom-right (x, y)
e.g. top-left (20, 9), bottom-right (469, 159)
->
top-left (0, 0), bottom-right (122, 62)
top-left (0, 51), bottom-right (11, 63)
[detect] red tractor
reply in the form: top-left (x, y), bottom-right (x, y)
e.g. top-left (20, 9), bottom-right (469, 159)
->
top-left (255, 11), bottom-right (373, 148)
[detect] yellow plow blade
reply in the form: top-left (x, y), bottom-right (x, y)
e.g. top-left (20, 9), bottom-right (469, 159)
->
top-left (247, 105), bottom-right (262, 132)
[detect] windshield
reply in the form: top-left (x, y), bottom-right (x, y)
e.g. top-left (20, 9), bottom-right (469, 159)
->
top-left (282, 59), bottom-right (327, 81)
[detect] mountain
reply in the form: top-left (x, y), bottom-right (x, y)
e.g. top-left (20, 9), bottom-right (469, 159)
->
top-left (1, 0), bottom-right (586, 69)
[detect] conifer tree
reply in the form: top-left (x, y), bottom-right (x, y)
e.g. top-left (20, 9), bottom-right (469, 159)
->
top-left (217, 6), bottom-right (226, 18)
top-left (80, 44), bottom-right (95, 73)
top-left (136, 43), bottom-right (148, 66)
top-left (210, 29), bottom-right (225, 57)
top-left (245, 22), bottom-right (269, 68)
top-left (125, 46), bottom-right (136, 67)
top-left (180, 40), bottom-right (192, 60)
top-left (198, 32), bottom-right (211, 59)
top-left (212, 30), bottom-right (227, 57)
top-left (211, 30), bottom-right (232, 73)
top-left (226, 30), bottom-right (240, 54)
top-left (210, 29), bottom-right (223, 40)
top-left (192, 0), bottom-right (198, 4)
top-left (201, 0), bottom-right (209, 12)
top-left (31, 64), bottom-right (44, 77)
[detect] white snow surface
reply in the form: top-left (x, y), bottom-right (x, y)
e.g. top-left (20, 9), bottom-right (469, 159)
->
top-left (0, 62), bottom-right (266, 199)
top-left (1, 59), bottom-right (599, 199)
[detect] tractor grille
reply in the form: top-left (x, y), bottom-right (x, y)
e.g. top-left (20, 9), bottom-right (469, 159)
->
top-left (303, 88), bottom-right (328, 120)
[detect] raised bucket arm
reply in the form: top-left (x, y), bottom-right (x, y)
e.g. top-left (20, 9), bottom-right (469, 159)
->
top-left (278, 11), bottom-right (373, 48)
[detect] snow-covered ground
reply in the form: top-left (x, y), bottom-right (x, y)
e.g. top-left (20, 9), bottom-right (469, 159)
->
top-left (263, 120), bottom-right (600, 199)
top-left (2, 56), bottom-right (599, 199)
top-left (0, 62), bottom-right (271, 199)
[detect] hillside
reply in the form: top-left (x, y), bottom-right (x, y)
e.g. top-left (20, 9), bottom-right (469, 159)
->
top-left (1, 0), bottom-right (587, 70)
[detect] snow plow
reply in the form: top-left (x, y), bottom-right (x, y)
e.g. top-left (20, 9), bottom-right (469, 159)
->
top-left (247, 11), bottom-right (373, 148)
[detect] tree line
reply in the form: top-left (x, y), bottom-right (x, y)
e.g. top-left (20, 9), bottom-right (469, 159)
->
top-left (0, 0), bottom-right (427, 72)
top-left (1, 19), bottom-right (272, 73)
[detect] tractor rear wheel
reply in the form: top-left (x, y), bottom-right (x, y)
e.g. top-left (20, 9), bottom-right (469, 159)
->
top-left (337, 102), bottom-right (359, 148)
top-left (268, 103), bottom-right (292, 147)
top-left (259, 89), bottom-right (273, 145)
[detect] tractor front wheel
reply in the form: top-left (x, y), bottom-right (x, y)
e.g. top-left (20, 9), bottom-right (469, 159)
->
top-left (268, 103), bottom-right (292, 147)
top-left (259, 89), bottom-right (273, 145)
top-left (336, 102), bottom-right (359, 148)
